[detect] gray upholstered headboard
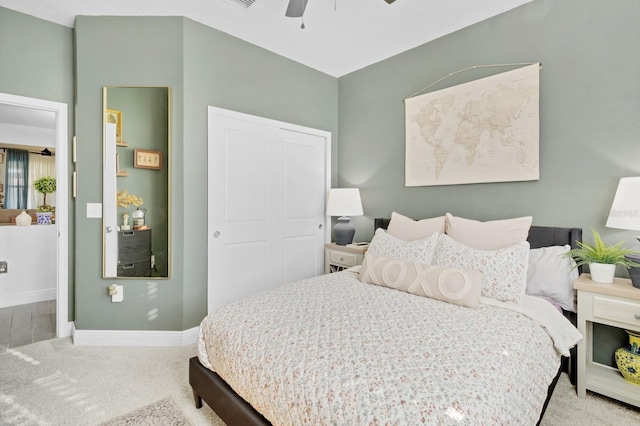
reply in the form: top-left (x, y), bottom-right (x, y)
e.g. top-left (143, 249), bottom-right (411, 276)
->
top-left (373, 218), bottom-right (582, 251)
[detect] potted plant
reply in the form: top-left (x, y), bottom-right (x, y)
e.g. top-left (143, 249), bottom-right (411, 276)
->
top-left (34, 176), bottom-right (56, 225)
top-left (565, 228), bottom-right (640, 283)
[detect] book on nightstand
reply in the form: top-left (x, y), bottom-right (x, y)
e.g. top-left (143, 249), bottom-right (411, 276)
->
top-left (346, 242), bottom-right (369, 249)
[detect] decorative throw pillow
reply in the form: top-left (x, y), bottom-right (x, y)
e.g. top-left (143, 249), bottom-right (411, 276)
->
top-left (445, 213), bottom-right (533, 250)
top-left (367, 228), bottom-right (439, 265)
top-left (527, 245), bottom-right (578, 312)
top-left (386, 212), bottom-right (446, 241)
top-left (359, 252), bottom-right (483, 308)
top-left (433, 234), bottom-right (530, 304)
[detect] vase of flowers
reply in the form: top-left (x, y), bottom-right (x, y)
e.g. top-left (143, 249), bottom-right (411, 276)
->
top-left (116, 190), bottom-right (143, 231)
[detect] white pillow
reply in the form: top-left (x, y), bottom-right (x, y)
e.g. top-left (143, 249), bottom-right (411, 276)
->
top-left (359, 252), bottom-right (483, 308)
top-left (367, 228), bottom-right (439, 264)
top-left (526, 245), bottom-right (578, 312)
top-left (433, 234), bottom-right (530, 304)
top-left (445, 213), bottom-right (532, 250)
top-left (386, 212), bottom-right (446, 241)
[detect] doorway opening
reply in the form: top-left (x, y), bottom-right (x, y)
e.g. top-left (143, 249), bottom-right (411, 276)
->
top-left (0, 93), bottom-right (70, 347)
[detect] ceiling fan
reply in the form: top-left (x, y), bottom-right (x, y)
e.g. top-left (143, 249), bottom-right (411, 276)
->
top-left (285, 0), bottom-right (396, 18)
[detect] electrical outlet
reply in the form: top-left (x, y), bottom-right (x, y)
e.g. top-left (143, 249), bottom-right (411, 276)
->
top-left (0, 261), bottom-right (7, 273)
top-left (111, 284), bottom-right (123, 303)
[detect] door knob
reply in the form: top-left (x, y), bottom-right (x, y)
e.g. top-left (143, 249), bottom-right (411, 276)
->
top-left (105, 226), bottom-right (113, 233)
top-left (213, 231), bottom-right (221, 238)
top-left (318, 224), bottom-right (323, 229)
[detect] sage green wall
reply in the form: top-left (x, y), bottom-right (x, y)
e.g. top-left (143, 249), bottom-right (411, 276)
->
top-left (0, 7), bottom-right (75, 321)
top-left (338, 0), bottom-right (640, 250)
top-left (75, 16), bottom-right (185, 330)
top-left (181, 19), bottom-right (338, 329)
top-left (75, 16), bottom-right (338, 331)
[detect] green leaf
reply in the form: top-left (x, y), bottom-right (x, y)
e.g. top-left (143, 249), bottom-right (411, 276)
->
top-left (563, 228), bottom-right (640, 269)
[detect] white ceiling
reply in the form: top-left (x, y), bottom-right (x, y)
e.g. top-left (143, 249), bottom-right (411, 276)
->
top-left (0, 0), bottom-right (532, 77)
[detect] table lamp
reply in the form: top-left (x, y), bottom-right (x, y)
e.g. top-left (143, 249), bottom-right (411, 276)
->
top-left (326, 188), bottom-right (363, 245)
top-left (605, 177), bottom-right (640, 288)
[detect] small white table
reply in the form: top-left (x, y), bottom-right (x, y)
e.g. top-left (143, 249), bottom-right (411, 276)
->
top-left (574, 273), bottom-right (640, 407)
top-left (324, 243), bottom-right (367, 274)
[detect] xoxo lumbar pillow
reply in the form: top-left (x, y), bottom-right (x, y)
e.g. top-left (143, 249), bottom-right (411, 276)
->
top-left (359, 252), bottom-right (483, 308)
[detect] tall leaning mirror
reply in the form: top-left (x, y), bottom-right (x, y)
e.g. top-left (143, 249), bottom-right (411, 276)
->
top-left (102, 87), bottom-right (171, 279)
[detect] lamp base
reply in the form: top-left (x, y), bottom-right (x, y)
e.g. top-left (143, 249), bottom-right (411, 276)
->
top-left (333, 217), bottom-right (355, 246)
top-left (627, 251), bottom-right (640, 289)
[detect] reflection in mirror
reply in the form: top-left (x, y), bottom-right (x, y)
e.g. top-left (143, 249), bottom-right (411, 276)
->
top-left (0, 102), bottom-right (57, 216)
top-left (1, 145), bottom-right (56, 212)
top-left (103, 87), bottom-right (170, 279)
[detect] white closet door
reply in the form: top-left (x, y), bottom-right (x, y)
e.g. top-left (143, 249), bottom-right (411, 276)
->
top-left (207, 107), bottom-right (330, 314)
top-left (280, 129), bottom-right (326, 284)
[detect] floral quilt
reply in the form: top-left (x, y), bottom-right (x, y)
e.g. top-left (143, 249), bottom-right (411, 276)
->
top-left (198, 271), bottom-right (563, 425)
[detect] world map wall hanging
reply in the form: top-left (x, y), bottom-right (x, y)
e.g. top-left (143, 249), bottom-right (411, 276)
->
top-left (405, 63), bottom-right (540, 187)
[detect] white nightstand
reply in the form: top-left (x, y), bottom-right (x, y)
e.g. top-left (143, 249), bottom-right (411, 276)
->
top-left (324, 243), bottom-right (368, 274)
top-left (574, 273), bottom-right (640, 407)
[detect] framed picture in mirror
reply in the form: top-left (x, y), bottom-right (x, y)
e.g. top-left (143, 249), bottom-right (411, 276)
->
top-left (134, 148), bottom-right (163, 170)
top-left (106, 109), bottom-right (124, 145)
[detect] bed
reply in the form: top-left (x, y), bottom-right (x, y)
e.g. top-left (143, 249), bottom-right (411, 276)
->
top-left (190, 217), bottom-right (582, 425)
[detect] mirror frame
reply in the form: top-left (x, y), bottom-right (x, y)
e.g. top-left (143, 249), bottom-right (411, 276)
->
top-left (102, 86), bottom-right (171, 279)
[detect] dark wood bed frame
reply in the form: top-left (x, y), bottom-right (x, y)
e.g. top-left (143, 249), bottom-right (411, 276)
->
top-left (190, 222), bottom-right (582, 425)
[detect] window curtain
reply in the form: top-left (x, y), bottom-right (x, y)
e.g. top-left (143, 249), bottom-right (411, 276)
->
top-left (28, 153), bottom-right (56, 209)
top-left (4, 149), bottom-right (29, 209)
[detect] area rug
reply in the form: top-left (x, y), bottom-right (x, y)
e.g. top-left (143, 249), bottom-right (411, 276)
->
top-left (100, 397), bottom-right (192, 426)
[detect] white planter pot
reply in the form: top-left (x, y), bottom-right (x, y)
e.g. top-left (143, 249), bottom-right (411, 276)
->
top-left (590, 263), bottom-right (616, 283)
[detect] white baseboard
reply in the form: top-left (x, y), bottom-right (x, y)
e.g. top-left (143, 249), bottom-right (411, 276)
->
top-left (59, 321), bottom-right (74, 339)
top-left (0, 288), bottom-right (56, 309)
top-left (72, 326), bottom-right (200, 347)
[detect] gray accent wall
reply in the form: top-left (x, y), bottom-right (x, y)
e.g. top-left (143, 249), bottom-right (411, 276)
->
top-left (338, 0), bottom-right (640, 251)
top-left (0, 7), bottom-right (75, 321)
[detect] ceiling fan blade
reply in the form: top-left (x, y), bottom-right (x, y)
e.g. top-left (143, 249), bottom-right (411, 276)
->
top-left (285, 0), bottom-right (308, 17)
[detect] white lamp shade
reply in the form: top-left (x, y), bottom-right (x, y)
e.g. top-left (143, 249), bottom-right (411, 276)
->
top-left (606, 177), bottom-right (640, 231)
top-left (325, 188), bottom-right (363, 217)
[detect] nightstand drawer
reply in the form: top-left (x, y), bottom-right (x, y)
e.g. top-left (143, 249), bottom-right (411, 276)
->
top-left (329, 250), bottom-right (357, 267)
top-left (593, 295), bottom-right (640, 328)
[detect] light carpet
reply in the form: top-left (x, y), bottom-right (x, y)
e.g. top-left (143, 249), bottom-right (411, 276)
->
top-left (0, 338), bottom-right (223, 426)
top-left (100, 397), bottom-right (192, 426)
top-left (1, 337), bottom-right (639, 425)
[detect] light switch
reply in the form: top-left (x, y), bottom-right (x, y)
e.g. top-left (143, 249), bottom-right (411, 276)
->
top-left (86, 203), bottom-right (102, 218)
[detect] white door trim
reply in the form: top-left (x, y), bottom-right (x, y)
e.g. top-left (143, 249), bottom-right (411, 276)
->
top-left (206, 106), bottom-right (331, 314)
top-left (0, 92), bottom-right (71, 338)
